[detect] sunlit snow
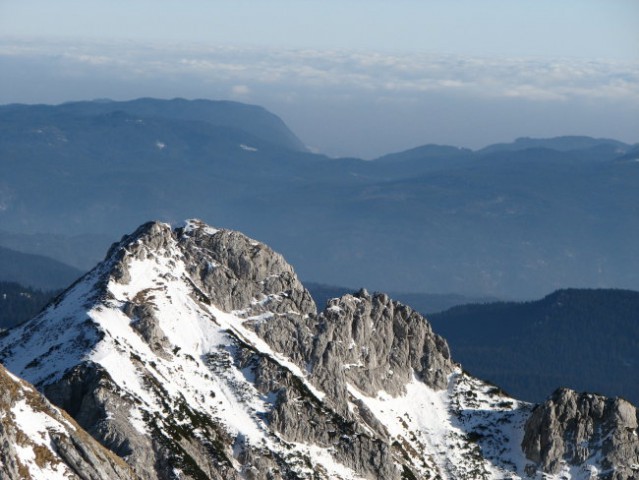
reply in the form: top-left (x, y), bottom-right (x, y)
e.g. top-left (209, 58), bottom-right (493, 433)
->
top-left (0, 221), bottom-right (612, 479)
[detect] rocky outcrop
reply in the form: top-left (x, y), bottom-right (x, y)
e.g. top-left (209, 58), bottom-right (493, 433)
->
top-left (0, 363), bottom-right (137, 480)
top-left (107, 219), bottom-right (316, 319)
top-left (177, 219), bottom-right (316, 317)
top-left (522, 388), bottom-right (639, 479)
top-left (231, 338), bottom-right (401, 480)
top-left (42, 353), bottom-right (242, 480)
top-left (1, 219), bottom-right (638, 480)
top-left (42, 362), bottom-right (161, 480)
top-left (310, 290), bottom-right (454, 395)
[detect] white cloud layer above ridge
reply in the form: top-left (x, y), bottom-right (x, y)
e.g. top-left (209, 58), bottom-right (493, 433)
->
top-left (2, 39), bottom-right (637, 104)
top-left (1, 38), bottom-right (637, 156)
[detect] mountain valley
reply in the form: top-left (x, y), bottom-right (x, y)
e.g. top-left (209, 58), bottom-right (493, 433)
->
top-left (0, 99), bottom-right (637, 298)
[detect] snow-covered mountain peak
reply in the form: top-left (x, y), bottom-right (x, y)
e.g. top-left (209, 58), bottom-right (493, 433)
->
top-left (181, 218), bottom-right (220, 236)
top-left (0, 219), bottom-right (637, 479)
top-left (0, 220), bottom-right (328, 478)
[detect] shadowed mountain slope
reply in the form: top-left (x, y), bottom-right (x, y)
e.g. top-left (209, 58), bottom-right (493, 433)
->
top-left (0, 246), bottom-right (83, 290)
top-left (0, 362), bottom-right (137, 479)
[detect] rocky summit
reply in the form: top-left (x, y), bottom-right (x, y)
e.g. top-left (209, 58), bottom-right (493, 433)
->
top-left (0, 219), bottom-right (638, 479)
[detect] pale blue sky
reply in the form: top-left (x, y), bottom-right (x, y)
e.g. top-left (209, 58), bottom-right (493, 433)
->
top-left (0, 1), bottom-right (637, 156)
top-left (2, 0), bottom-right (638, 59)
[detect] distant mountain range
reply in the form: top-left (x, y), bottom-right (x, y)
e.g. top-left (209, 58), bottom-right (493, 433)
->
top-left (429, 289), bottom-right (639, 405)
top-left (0, 98), bottom-right (637, 298)
top-left (0, 229), bottom-right (112, 271)
top-left (306, 281), bottom-right (499, 314)
top-left (0, 245), bottom-right (82, 290)
top-left (0, 281), bottom-right (58, 330)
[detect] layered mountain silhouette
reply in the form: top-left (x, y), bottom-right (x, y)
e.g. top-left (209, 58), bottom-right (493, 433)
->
top-left (0, 246), bottom-right (83, 290)
top-left (0, 230), bottom-right (112, 271)
top-left (0, 281), bottom-right (59, 330)
top-left (0, 220), bottom-right (637, 479)
top-left (429, 289), bottom-right (639, 405)
top-left (0, 99), bottom-right (637, 298)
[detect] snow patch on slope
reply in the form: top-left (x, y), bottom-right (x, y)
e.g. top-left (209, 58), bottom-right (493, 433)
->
top-left (8, 393), bottom-right (76, 479)
top-left (73, 234), bottom-right (345, 475)
top-left (348, 371), bottom-right (538, 479)
top-left (11, 399), bottom-right (69, 443)
top-left (182, 218), bottom-right (219, 236)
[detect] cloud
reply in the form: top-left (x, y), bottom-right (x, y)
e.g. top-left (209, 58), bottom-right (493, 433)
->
top-left (2, 38), bottom-right (637, 105)
top-left (503, 85), bottom-right (568, 102)
top-left (0, 38), bottom-right (637, 157)
top-left (230, 84), bottom-right (251, 97)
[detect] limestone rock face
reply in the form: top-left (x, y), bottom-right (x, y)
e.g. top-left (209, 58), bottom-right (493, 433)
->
top-left (310, 290), bottom-right (454, 397)
top-left (176, 219), bottom-right (316, 317)
top-left (1, 219), bottom-right (638, 480)
top-left (522, 388), bottom-right (639, 479)
top-left (0, 363), bottom-right (137, 480)
top-left (42, 362), bottom-right (170, 480)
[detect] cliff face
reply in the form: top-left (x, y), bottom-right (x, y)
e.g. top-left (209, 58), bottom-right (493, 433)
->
top-left (0, 219), bottom-right (637, 480)
top-left (522, 388), bottom-right (639, 479)
top-left (0, 363), bottom-right (136, 480)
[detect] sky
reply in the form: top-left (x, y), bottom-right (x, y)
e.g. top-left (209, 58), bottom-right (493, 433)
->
top-left (1, 0), bottom-right (638, 157)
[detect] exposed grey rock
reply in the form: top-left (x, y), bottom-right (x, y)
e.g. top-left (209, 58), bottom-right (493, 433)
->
top-left (232, 335), bottom-right (400, 480)
top-left (0, 362), bottom-right (137, 479)
top-left (308, 290), bottom-right (454, 397)
top-left (176, 219), bottom-right (316, 317)
top-left (251, 289), bottom-right (455, 413)
top-left (108, 219), bottom-right (316, 318)
top-left (123, 301), bottom-right (172, 359)
top-left (43, 362), bottom-right (158, 480)
top-left (2, 219), bottom-right (638, 480)
top-left (522, 388), bottom-right (639, 479)
top-left (240, 287), bottom-right (455, 479)
top-left (43, 360), bottom-right (241, 480)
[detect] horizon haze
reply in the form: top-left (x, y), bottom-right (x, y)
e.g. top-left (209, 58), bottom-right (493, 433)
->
top-left (1, 1), bottom-right (637, 157)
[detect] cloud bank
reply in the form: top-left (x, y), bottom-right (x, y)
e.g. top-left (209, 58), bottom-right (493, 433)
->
top-left (1, 38), bottom-right (637, 157)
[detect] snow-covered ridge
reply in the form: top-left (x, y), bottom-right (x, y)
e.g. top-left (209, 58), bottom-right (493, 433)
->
top-left (0, 219), bottom-right (637, 480)
top-left (0, 220), bottom-right (352, 478)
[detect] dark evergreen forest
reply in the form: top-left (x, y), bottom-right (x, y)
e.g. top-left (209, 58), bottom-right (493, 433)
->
top-left (0, 282), bottom-right (57, 330)
top-left (429, 289), bottom-right (639, 404)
